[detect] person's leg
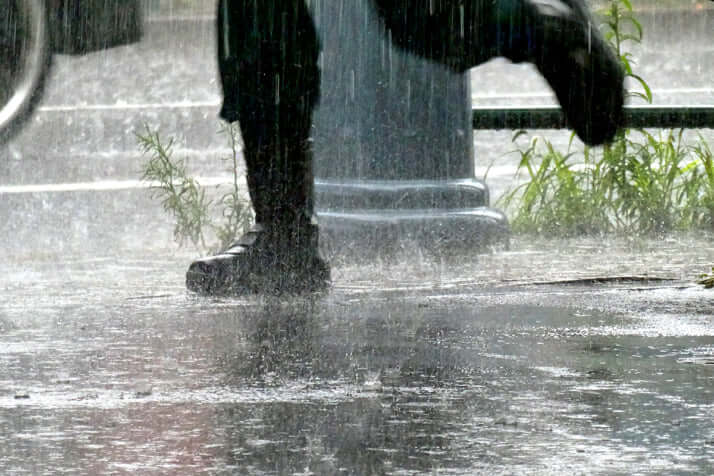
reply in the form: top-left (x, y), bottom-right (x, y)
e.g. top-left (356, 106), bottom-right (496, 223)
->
top-left (372, 0), bottom-right (625, 145)
top-left (186, 0), bottom-right (329, 294)
top-left (218, 0), bottom-right (319, 227)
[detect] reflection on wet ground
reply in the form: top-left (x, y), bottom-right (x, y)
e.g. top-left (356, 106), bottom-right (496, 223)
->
top-left (1, 235), bottom-right (713, 474)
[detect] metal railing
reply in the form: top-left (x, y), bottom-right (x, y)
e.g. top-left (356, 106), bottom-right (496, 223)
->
top-left (472, 105), bottom-right (714, 130)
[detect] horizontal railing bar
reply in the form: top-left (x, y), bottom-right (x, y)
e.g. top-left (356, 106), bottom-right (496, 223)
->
top-left (472, 105), bottom-right (714, 130)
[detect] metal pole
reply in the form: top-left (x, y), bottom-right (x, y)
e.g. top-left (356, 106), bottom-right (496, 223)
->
top-left (310, 0), bottom-right (509, 254)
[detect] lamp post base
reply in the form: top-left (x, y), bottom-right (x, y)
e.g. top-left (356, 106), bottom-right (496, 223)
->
top-left (315, 178), bottom-right (510, 257)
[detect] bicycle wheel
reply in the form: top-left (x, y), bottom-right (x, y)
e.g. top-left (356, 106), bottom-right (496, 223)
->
top-left (0, 0), bottom-right (50, 143)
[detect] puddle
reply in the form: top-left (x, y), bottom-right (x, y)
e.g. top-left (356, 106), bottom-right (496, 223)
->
top-left (1, 233), bottom-right (713, 474)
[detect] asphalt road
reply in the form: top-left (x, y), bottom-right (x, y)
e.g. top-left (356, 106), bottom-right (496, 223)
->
top-left (1, 235), bottom-right (713, 474)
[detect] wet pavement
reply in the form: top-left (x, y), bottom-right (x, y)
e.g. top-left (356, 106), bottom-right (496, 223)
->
top-left (1, 235), bottom-right (713, 475)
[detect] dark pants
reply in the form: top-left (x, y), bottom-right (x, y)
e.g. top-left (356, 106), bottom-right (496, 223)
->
top-left (215, 0), bottom-right (579, 227)
top-left (217, 0), bottom-right (320, 227)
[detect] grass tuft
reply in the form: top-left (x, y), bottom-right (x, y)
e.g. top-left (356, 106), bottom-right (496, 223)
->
top-left (501, 130), bottom-right (714, 237)
top-left (137, 123), bottom-right (253, 252)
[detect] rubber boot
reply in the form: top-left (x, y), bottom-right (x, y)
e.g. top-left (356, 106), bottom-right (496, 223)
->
top-left (185, 218), bottom-right (330, 295)
top-left (503, 0), bottom-right (625, 145)
top-left (373, 0), bottom-right (625, 145)
top-left (185, 142), bottom-right (330, 296)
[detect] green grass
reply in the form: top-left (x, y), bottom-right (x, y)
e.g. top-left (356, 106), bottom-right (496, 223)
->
top-left (500, 130), bottom-right (714, 237)
top-left (137, 123), bottom-right (253, 252)
top-left (699, 267), bottom-right (714, 288)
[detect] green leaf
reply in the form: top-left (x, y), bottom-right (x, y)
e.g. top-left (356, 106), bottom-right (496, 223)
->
top-left (629, 74), bottom-right (653, 103)
top-left (621, 34), bottom-right (642, 44)
top-left (512, 129), bottom-right (528, 142)
top-left (621, 57), bottom-right (633, 75)
top-left (624, 15), bottom-right (643, 40)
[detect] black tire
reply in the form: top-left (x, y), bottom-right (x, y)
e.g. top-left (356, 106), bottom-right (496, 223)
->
top-left (0, 0), bottom-right (51, 144)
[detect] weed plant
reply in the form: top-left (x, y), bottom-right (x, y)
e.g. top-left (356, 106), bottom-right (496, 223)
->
top-left (214, 123), bottom-right (253, 248)
top-left (500, 0), bottom-right (714, 237)
top-left (138, 123), bottom-right (253, 251)
top-left (699, 267), bottom-right (714, 288)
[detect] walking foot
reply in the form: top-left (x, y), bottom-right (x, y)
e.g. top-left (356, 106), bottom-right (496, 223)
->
top-left (520, 0), bottom-right (626, 145)
top-left (186, 224), bottom-right (330, 295)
